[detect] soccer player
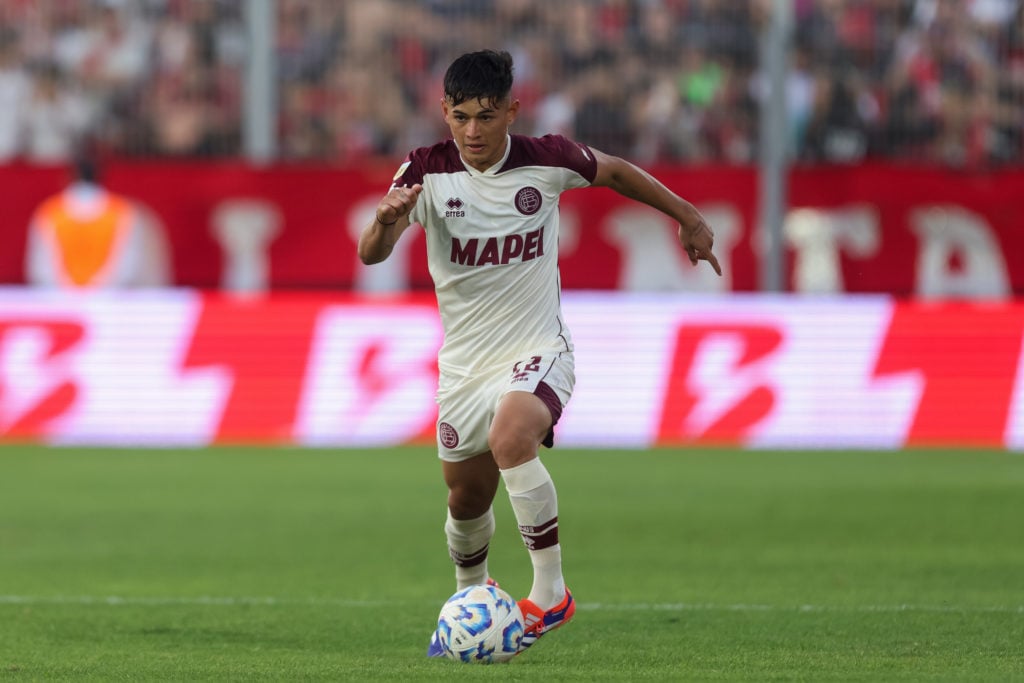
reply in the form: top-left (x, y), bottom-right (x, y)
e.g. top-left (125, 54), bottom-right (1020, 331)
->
top-left (358, 49), bottom-right (721, 655)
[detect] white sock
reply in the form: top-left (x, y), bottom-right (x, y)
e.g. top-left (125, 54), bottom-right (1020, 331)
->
top-left (444, 507), bottom-right (495, 590)
top-left (501, 458), bottom-right (565, 610)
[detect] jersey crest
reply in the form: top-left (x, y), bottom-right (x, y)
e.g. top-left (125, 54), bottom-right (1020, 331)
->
top-left (514, 187), bottom-right (542, 215)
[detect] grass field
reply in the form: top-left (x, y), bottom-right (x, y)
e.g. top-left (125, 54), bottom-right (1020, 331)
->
top-left (1, 445), bottom-right (1022, 681)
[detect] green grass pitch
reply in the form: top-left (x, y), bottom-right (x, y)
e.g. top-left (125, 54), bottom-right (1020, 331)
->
top-left (1, 445), bottom-right (1022, 681)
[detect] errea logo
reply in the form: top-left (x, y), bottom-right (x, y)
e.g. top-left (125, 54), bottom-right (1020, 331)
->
top-left (445, 197), bottom-right (465, 218)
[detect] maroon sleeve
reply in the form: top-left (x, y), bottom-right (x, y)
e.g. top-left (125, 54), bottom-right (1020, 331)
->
top-left (504, 134), bottom-right (598, 184)
top-left (392, 140), bottom-right (465, 189)
top-left (390, 154), bottom-right (423, 189)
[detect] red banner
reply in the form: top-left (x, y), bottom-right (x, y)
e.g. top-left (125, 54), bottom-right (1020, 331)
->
top-left (2, 162), bottom-right (1023, 296)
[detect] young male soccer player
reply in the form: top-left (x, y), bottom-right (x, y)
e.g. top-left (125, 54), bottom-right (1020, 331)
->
top-left (358, 50), bottom-right (721, 655)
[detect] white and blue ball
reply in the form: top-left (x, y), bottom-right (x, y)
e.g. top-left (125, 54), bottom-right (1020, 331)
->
top-left (435, 584), bottom-right (524, 663)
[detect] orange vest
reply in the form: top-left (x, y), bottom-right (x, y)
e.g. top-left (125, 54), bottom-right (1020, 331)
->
top-left (34, 192), bottom-right (133, 287)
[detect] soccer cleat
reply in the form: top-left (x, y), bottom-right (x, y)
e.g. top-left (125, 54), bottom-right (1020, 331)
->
top-left (516, 588), bottom-right (575, 652)
top-left (427, 578), bottom-right (502, 658)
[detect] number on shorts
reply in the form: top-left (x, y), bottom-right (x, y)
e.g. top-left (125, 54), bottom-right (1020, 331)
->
top-left (512, 356), bottom-right (543, 375)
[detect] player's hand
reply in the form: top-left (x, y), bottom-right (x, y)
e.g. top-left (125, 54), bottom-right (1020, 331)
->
top-left (376, 183), bottom-right (423, 225)
top-left (678, 220), bottom-right (722, 276)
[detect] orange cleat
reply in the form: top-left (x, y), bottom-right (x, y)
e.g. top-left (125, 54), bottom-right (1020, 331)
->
top-left (516, 588), bottom-right (575, 652)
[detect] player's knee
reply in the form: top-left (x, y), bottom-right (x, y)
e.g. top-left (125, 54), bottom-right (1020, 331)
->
top-left (487, 426), bottom-right (537, 468)
top-left (447, 485), bottom-right (492, 519)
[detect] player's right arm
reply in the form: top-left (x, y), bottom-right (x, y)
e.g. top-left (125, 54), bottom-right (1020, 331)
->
top-left (358, 183), bottom-right (422, 265)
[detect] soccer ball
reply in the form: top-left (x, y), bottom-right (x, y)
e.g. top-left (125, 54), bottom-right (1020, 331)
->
top-left (435, 584), bottom-right (524, 663)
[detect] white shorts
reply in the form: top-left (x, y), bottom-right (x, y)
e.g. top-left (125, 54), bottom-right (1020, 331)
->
top-left (435, 351), bottom-right (575, 462)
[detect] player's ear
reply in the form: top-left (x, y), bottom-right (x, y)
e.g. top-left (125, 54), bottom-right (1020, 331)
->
top-left (506, 98), bottom-right (520, 126)
top-left (441, 98), bottom-right (451, 122)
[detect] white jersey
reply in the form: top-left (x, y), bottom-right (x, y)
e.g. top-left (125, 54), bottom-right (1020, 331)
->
top-left (393, 134), bottom-right (597, 379)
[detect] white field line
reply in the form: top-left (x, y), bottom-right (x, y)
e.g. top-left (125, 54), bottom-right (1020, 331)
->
top-left (0, 595), bottom-right (1021, 614)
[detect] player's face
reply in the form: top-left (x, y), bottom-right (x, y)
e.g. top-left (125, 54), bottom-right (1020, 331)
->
top-left (442, 96), bottom-right (519, 172)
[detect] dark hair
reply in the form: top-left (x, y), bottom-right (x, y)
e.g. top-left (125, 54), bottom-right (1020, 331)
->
top-left (74, 157), bottom-right (100, 184)
top-left (71, 136), bottom-right (103, 184)
top-left (443, 50), bottom-right (514, 106)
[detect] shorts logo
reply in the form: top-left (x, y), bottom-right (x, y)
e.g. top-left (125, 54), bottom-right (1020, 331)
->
top-left (439, 421), bottom-right (460, 448)
top-left (515, 187), bottom-right (542, 215)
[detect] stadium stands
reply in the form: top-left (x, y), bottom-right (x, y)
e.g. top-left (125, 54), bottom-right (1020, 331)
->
top-left (0, 0), bottom-right (1020, 167)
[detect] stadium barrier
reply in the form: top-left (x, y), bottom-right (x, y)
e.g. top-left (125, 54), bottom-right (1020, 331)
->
top-left (1, 289), bottom-right (1021, 450)
top-left (1, 162), bottom-right (1023, 297)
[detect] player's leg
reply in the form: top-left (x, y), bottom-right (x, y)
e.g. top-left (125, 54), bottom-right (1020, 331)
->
top-left (429, 409), bottom-right (500, 657)
top-left (441, 452), bottom-right (500, 590)
top-left (436, 372), bottom-right (504, 592)
top-left (489, 354), bottom-right (577, 650)
top-left (490, 388), bottom-right (576, 650)
top-left (489, 390), bottom-right (566, 610)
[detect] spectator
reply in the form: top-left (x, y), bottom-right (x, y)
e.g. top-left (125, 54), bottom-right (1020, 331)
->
top-left (573, 51), bottom-right (634, 157)
top-left (0, 26), bottom-right (29, 161)
top-left (278, 77), bottom-right (334, 161)
top-left (321, 50), bottom-right (420, 161)
top-left (877, 0), bottom-right (998, 165)
top-left (72, 0), bottom-right (152, 99)
top-left (991, 0), bottom-right (1024, 161)
top-left (276, 0), bottom-right (340, 83)
top-left (801, 66), bottom-right (874, 163)
top-left (0, 0), bottom-right (1021, 168)
top-left (25, 152), bottom-right (171, 288)
top-left (22, 60), bottom-right (93, 163)
top-left (142, 59), bottom-right (230, 156)
top-left (139, 0), bottom-right (242, 157)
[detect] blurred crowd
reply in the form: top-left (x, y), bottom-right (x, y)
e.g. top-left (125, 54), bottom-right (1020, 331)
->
top-left (0, 0), bottom-right (1022, 168)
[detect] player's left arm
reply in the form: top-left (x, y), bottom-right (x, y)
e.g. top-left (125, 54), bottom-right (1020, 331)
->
top-left (590, 148), bottom-right (722, 276)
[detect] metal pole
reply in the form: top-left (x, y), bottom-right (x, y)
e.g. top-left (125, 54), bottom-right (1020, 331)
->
top-left (758, 0), bottom-right (792, 292)
top-left (243, 0), bottom-right (277, 164)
